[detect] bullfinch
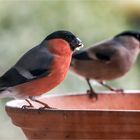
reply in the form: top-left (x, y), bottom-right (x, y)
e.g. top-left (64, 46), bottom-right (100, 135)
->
top-left (0, 30), bottom-right (83, 109)
top-left (70, 31), bottom-right (140, 99)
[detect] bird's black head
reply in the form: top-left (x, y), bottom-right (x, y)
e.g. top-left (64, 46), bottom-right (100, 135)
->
top-left (114, 31), bottom-right (140, 41)
top-left (45, 30), bottom-right (83, 51)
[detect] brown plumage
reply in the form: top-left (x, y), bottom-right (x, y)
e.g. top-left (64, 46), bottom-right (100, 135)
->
top-left (71, 31), bottom-right (140, 99)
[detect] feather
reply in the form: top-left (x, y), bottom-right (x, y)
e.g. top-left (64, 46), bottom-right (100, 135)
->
top-left (0, 44), bottom-right (54, 88)
top-left (72, 50), bottom-right (93, 60)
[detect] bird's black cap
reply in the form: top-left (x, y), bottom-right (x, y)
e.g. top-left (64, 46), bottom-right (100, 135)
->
top-left (114, 31), bottom-right (140, 41)
top-left (45, 30), bottom-right (83, 51)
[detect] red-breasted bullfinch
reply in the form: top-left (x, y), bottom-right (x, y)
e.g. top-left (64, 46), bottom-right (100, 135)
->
top-left (70, 31), bottom-right (140, 99)
top-left (0, 30), bottom-right (83, 109)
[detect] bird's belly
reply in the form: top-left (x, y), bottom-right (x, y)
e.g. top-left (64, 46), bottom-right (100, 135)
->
top-left (15, 56), bottom-right (71, 98)
top-left (74, 68), bottom-right (126, 81)
top-left (72, 60), bottom-right (129, 81)
top-left (15, 70), bottom-right (67, 97)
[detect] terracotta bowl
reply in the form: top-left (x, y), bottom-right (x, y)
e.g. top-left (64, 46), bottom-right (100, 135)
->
top-left (5, 91), bottom-right (140, 140)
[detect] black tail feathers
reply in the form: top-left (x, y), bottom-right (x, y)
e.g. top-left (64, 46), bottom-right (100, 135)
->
top-left (0, 77), bottom-right (6, 92)
top-left (0, 87), bottom-right (6, 92)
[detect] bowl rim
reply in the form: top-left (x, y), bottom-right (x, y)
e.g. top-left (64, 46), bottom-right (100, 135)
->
top-left (5, 90), bottom-right (140, 113)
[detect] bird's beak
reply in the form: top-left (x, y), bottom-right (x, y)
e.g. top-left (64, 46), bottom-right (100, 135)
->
top-left (71, 37), bottom-right (84, 51)
top-left (75, 38), bottom-right (84, 51)
top-left (76, 37), bottom-right (84, 47)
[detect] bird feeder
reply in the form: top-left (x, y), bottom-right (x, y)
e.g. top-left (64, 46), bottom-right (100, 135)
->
top-left (5, 91), bottom-right (140, 139)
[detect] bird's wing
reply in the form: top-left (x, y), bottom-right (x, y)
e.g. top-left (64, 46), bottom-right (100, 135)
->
top-left (0, 45), bottom-right (54, 88)
top-left (72, 48), bottom-right (116, 62)
top-left (93, 48), bottom-right (117, 61)
top-left (88, 40), bottom-right (118, 62)
top-left (72, 41), bottom-right (117, 62)
top-left (72, 50), bottom-right (93, 61)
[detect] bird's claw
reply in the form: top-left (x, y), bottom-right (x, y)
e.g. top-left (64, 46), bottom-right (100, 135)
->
top-left (21, 105), bottom-right (33, 110)
top-left (38, 106), bottom-right (57, 113)
top-left (111, 88), bottom-right (124, 94)
top-left (87, 89), bottom-right (98, 100)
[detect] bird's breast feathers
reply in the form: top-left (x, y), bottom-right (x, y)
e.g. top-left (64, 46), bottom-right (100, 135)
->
top-left (15, 54), bottom-right (71, 97)
top-left (47, 39), bottom-right (72, 56)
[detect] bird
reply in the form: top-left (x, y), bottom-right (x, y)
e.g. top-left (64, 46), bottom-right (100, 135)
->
top-left (70, 31), bottom-right (140, 99)
top-left (0, 30), bottom-right (83, 109)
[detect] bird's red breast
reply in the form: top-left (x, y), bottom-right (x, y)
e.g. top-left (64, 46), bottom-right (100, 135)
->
top-left (15, 39), bottom-right (72, 97)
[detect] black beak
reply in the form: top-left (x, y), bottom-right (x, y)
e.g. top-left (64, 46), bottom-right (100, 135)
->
top-left (70, 37), bottom-right (84, 51)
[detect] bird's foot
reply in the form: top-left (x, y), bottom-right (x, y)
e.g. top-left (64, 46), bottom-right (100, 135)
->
top-left (86, 78), bottom-right (98, 100)
top-left (21, 104), bottom-right (33, 110)
top-left (29, 97), bottom-right (57, 112)
top-left (99, 82), bottom-right (124, 94)
top-left (22, 99), bottom-right (34, 110)
top-left (38, 105), bottom-right (57, 113)
top-left (110, 88), bottom-right (124, 94)
top-left (87, 89), bottom-right (98, 100)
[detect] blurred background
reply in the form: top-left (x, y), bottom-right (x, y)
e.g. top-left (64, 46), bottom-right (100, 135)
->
top-left (0, 0), bottom-right (140, 139)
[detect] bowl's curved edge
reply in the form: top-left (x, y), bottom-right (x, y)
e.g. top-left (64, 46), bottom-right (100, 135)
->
top-left (5, 90), bottom-right (140, 113)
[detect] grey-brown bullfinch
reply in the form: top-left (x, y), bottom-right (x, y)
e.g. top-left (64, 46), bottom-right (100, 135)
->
top-left (0, 30), bottom-right (83, 109)
top-left (70, 31), bottom-right (140, 99)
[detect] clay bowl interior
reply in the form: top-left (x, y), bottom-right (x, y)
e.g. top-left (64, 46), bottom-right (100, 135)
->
top-left (5, 91), bottom-right (140, 140)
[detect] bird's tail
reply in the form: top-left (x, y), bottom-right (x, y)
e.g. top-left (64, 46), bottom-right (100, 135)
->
top-left (0, 88), bottom-right (11, 99)
top-left (0, 77), bottom-right (8, 98)
top-left (0, 88), bottom-right (6, 92)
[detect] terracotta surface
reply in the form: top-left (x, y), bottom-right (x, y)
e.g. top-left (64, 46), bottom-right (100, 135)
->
top-left (5, 91), bottom-right (140, 140)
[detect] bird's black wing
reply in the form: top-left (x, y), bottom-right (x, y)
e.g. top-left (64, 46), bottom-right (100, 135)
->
top-left (72, 46), bottom-right (117, 62)
top-left (0, 45), bottom-right (54, 88)
top-left (95, 49), bottom-right (116, 61)
top-left (72, 50), bottom-right (93, 60)
top-left (89, 41), bottom-right (118, 62)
